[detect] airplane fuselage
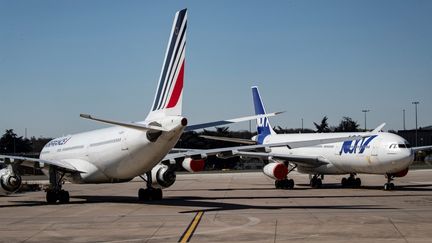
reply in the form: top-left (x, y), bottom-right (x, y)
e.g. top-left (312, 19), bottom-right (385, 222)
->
top-left (40, 117), bottom-right (185, 184)
top-left (263, 132), bottom-right (414, 175)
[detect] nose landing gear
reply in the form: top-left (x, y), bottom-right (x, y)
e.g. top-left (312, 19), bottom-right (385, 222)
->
top-left (384, 174), bottom-right (395, 191)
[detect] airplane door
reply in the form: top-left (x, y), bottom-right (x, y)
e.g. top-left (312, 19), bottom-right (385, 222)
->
top-left (371, 144), bottom-right (379, 157)
top-left (120, 131), bottom-right (129, 151)
top-left (370, 138), bottom-right (381, 157)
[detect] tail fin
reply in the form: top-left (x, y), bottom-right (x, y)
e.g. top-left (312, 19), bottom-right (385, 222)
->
top-left (147, 9), bottom-right (187, 121)
top-left (252, 86), bottom-right (276, 143)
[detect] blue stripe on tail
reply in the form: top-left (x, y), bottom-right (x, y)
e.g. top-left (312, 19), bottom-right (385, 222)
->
top-left (252, 86), bottom-right (273, 144)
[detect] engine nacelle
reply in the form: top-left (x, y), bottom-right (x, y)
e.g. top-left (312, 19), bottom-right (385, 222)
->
top-left (150, 164), bottom-right (176, 189)
top-left (263, 162), bottom-right (288, 180)
top-left (0, 168), bottom-right (22, 195)
top-left (389, 167), bottom-right (409, 178)
top-left (182, 158), bottom-right (205, 173)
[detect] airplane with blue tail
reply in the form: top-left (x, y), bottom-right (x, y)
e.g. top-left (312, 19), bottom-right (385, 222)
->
top-left (203, 86), bottom-right (432, 190)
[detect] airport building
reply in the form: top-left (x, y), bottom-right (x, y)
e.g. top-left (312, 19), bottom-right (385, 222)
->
top-left (397, 126), bottom-right (432, 147)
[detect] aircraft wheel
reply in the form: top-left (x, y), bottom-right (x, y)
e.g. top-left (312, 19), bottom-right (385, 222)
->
top-left (281, 179), bottom-right (293, 190)
top-left (341, 177), bottom-right (348, 187)
top-left (315, 179), bottom-right (322, 188)
top-left (288, 179), bottom-right (295, 189)
top-left (153, 188), bottom-right (163, 200)
top-left (58, 190), bottom-right (70, 204)
top-left (310, 178), bottom-right (316, 187)
top-left (46, 190), bottom-right (58, 204)
top-left (311, 178), bottom-right (321, 188)
top-left (384, 183), bottom-right (395, 191)
top-left (138, 188), bottom-right (149, 201)
top-left (275, 180), bottom-right (282, 189)
top-left (354, 178), bottom-right (361, 188)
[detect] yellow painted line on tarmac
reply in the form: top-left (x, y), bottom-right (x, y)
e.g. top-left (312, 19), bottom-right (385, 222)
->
top-left (179, 211), bottom-right (204, 243)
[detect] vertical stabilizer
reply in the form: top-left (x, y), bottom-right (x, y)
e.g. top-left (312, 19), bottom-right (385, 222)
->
top-left (252, 86), bottom-right (276, 143)
top-left (146, 9), bottom-right (187, 121)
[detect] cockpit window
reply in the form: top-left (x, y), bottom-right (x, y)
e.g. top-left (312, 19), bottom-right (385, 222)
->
top-left (389, 143), bottom-right (412, 149)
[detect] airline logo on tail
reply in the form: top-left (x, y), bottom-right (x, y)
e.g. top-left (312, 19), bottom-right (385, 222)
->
top-left (252, 86), bottom-right (275, 144)
top-left (150, 8), bottom-right (187, 116)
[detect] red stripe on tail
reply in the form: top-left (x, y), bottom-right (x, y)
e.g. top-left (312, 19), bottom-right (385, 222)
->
top-left (166, 61), bottom-right (184, 108)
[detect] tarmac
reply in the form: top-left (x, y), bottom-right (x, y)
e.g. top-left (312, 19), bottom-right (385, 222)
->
top-left (1, 169), bottom-right (432, 243)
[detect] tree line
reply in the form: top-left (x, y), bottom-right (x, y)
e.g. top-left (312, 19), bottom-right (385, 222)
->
top-left (1, 116), bottom-right (362, 155)
top-left (0, 116), bottom-right (362, 170)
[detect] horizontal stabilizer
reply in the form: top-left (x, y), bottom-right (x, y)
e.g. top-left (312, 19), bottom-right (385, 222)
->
top-left (80, 114), bottom-right (169, 132)
top-left (185, 112), bottom-right (284, 131)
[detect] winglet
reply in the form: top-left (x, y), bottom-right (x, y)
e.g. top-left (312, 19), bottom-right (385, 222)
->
top-left (371, 123), bottom-right (386, 133)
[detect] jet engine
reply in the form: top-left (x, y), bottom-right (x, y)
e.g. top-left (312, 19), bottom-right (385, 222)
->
top-left (150, 164), bottom-right (176, 189)
top-left (182, 158), bottom-right (205, 173)
top-left (0, 167), bottom-right (22, 194)
top-left (263, 162), bottom-right (288, 180)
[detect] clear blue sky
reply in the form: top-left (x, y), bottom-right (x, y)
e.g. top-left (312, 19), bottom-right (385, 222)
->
top-left (1, 1), bottom-right (431, 138)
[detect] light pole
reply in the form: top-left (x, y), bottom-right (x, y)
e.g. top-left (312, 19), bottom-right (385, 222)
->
top-left (301, 118), bottom-right (304, 133)
top-left (412, 101), bottom-right (419, 147)
top-left (362, 109), bottom-right (370, 131)
top-left (403, 109), bottom-right (406, 130)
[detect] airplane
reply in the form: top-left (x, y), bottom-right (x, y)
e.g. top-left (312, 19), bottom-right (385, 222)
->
top-left (0, 9), bottom-right (372, 204)
top-left (0, 9), bottom-right (279, 203)
top-left (0, 9), bottom-right (357, 204)
top-left (201, 86), bottom-right (432, 191)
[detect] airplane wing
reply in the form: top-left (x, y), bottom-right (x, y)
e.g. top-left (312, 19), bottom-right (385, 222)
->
top-left (199, 135), bottom-right (257, 145)
top-left (229, 151), bottom-right (328, 168)
top-left (163, 135), bottom-right (361, 162)
top-left (80, 112), bottom-right (282, 132)
top-left (412, 145), bottom-right (432, 152)
top-left (184, 112), bottom-right (283, 131)
top-left (200, 123), bottom-right (388, 145)
top-left (0, 155), bottom-right (84, 173)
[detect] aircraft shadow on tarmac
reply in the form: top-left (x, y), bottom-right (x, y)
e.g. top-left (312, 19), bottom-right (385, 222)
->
top-left (2, 188), bottom-right (430, 212)
top-left (169, 183), bottom-right (432, 192)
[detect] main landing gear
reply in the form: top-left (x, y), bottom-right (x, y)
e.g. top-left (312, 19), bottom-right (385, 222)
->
top-left (310, 174), bottom-right (323, 188)
top-left (138, 171), bottom-right (163, 201)
top-left (275, 178), bottom-right (294, 189)
top-left (384, 174), bottom-right (395, 191)
top-left (46, 167), bottom-right (70, 204)
top-left (341, 173), bottom-right (361, 188)
top-left (274, 164), bottom-right (296, 189)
